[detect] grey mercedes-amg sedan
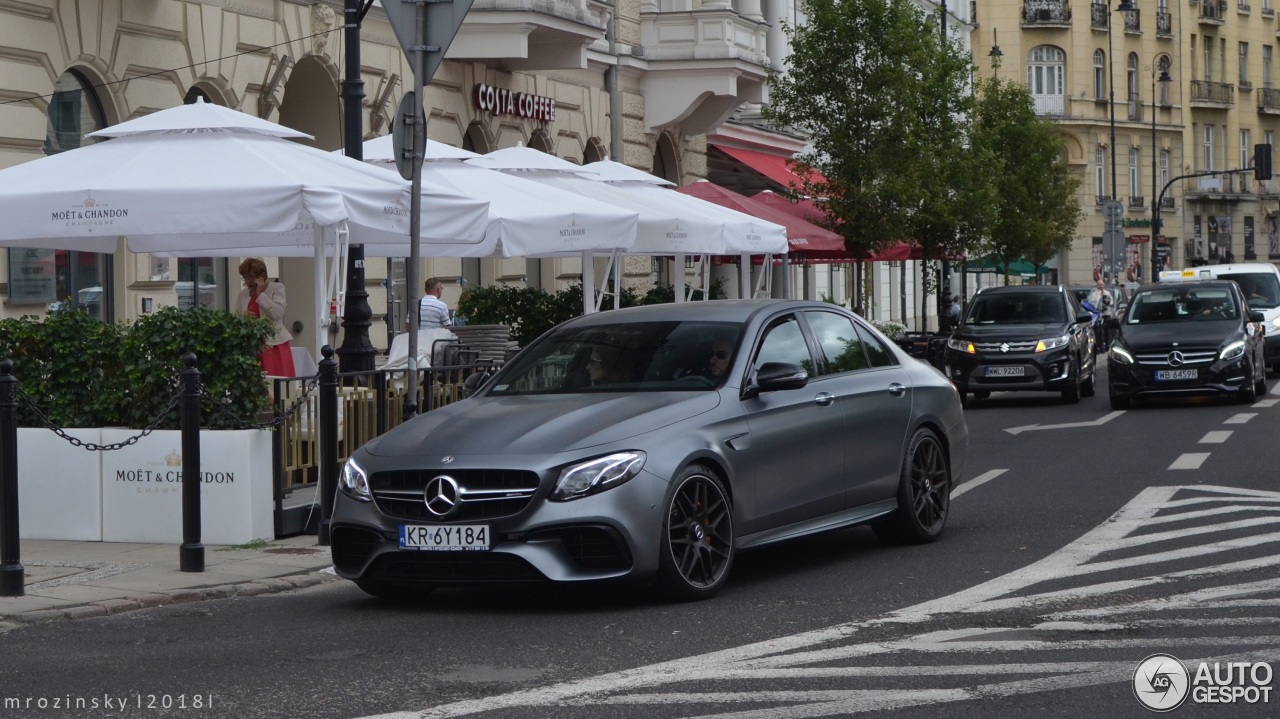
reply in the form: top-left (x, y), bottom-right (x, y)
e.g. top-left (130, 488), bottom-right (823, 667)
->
top-left (331, 300), bottom-right (968, 601)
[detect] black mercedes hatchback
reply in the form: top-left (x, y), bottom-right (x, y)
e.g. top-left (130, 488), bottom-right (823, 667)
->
top-left (942, 285), bottom-right (1097, 405)
top-left (1107, 280), bottom-right (1268, 408)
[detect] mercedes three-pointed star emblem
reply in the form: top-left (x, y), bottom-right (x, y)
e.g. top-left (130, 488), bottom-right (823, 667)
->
top-left (424, 475), bottom-right (460, 517)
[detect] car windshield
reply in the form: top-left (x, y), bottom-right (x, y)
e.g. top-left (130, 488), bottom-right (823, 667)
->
top-left (1126, 287), bottom-right (1239, 323)
top-left (965, 293), bottom-right (1066, 325)
top-left (1216, 273), bottom-right (1280, 309)
top-left (488, 320), bottom-right (744, 395)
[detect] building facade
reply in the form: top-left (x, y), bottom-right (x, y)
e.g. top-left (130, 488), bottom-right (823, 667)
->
top-left (973, 0), bottom-right (1280, 290)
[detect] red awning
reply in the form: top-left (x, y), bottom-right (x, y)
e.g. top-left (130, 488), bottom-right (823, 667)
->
top-left (676, 181), bottom-right (845, 253)
top-left (710, 145), bottom-right (824, 191)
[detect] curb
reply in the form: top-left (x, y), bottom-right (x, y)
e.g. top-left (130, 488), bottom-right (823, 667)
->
top-left (1, 571), bottom-right (339, 627)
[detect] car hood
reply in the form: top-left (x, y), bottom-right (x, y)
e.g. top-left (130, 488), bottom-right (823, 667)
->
top-left (1117, 321), bottom-right (1240, 351)
top-left (364, 391), bottom-right (723, 457)
top-left (954, 323), bottom-right (1069, 341)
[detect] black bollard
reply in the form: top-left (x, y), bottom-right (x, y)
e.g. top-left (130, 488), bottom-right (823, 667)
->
top-left (179, 353), bottom-right (204, 572)
top-left (0, 359), bottom-right (24, 596)
top-left (317, 346), bottom-right (339, 546)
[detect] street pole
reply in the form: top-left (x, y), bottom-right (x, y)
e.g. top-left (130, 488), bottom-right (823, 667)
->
top-left (339, 0), bottom-right (376, 373)
top-left (1150, 66), bottom-right (1170, 282)
top-left (1107, 7), bottom-right (1118, 293)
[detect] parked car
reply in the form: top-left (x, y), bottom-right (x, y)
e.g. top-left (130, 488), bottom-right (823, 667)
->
top-left (942, 285), bottom-right (1097, 405)
top-left (1107, 280), bottom-right (1268, 408)
top-left (330, 300), bottom-right (968, 601)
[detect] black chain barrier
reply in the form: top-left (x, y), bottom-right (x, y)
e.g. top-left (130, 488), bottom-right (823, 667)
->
top-left (18, 385), bottom-right (183, 452)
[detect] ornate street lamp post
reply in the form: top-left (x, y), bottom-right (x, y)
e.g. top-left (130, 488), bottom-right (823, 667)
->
top-left (1150, 63), bottom-right (1171, 282)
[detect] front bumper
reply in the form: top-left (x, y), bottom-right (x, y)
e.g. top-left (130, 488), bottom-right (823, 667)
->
top-left (944, 346), bottom-right (1075, 394)
top-left (330, 468), bottom-right (671, 587)
top-left (1108, 353), bottom-right (1253, 399)
top-left (1265, 332), bottom-right (1280, 366)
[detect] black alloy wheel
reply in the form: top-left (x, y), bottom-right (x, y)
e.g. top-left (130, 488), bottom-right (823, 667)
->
top-left (1061, 360), bottom-right (1082, 404)
top-left (1240, 362), bottom-right (1259, 404)
top-left (656, 464), bottom-right (734, 600)
top-left (873, 428), bottom-right (950, 544)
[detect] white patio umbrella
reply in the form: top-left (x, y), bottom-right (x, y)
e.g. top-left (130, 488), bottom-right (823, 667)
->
top-left (0, 99), bottom-right (490, 358)
top-left (470, 146), bottom-right (787, 311)
top-left (348, 136), bottom-right (640, 258)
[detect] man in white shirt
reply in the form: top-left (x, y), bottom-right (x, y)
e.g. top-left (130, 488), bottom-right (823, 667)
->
top-left (412, 277), bottom-right (453, 330)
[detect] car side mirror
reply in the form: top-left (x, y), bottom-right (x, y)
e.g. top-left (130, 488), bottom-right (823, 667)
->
top-left (1248, 310), bottom-right (1265, 323)
top-left (1104, 317), bottom-right (1120, 329)
top-left (461, 371), bottom-right (491, 398)
top-left (1074, 311), bottom-right (1092, 324)
top-left (742, 362), bottom-right (808, 399)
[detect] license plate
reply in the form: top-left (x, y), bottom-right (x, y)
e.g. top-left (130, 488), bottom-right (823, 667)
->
top-left (1155, 369), bottom-right (1198, 381)
top-left (984, 366), bottom-right (1025, 377)
top-left (399, 524), bottom-right (490, 551)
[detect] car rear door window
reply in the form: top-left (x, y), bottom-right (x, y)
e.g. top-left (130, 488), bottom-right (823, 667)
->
top-left (804, 310), bottom-right (868, 375)
top-left (855, 324), bottom-right (896, 367)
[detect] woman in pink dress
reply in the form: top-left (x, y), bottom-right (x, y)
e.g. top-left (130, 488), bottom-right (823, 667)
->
top-left (236, 257), bottom-right (296, 377)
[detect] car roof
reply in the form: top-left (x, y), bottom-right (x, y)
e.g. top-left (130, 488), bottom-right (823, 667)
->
top-left (975, 285), bottom-right (1064, 295)
top-left (560, 299), bottom-right (847, 328)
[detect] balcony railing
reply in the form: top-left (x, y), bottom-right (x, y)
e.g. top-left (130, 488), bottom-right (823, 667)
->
top-left (1129, 196), bottom-right (1146, 208)
top-left (1023, 0), bottom-right (1072, 24)
top-left (1091, 2), bottom-right (1110, 27)
top-left (1123, 8), bottom-right (1142, 31)
top-left (1259, 86), bottom-right (1280, 111)
top-left (1161, 196), bottom-right (1175, 209)
top-left (1264, 6), bottom-right (1275, 16)
top-left (1240, 0), bottom-right (1253, 11)
top-left (1200, 0), bottom-right (1228, 22)
top-left (1033, 94), bottom-right (1066, 115)
top-left (1190, 79), bottom-right (1235, 104)
top-left (1128, 93), bottom-right (1145, 120)
top-left (1156, 10), bottom-right (1173, 34)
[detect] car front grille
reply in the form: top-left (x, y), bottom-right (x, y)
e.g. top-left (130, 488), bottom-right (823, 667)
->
top-left (369, 469), bottom-right (541, 522)
top-left (973, 340), bottom-right (1039, 353)
top-left (1135, 349), bottom-right (1218, 366)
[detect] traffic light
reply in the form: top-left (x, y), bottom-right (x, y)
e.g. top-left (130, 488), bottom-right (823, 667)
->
top-left (1256, 143), bottom-right (1273, 181)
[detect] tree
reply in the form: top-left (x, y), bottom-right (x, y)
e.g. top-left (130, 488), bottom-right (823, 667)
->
top-left (970, 61), bottom-right (1082, 285)
top-left (765, 0), bottom-right (991, 328)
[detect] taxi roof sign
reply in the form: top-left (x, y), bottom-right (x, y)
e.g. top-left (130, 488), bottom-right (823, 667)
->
top-left (1158, 269), bottom-right (1209, 282)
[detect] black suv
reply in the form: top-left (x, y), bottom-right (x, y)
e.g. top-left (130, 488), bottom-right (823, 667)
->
top-left (1107, 280), bottom-right (1268, 408)
top-left (943, 285), bottom-right (1097, 405)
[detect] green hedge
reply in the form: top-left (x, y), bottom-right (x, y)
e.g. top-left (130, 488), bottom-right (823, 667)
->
top-left (0, 305), bottom-right (275, 430)
top-left (458, 281), bottom-right (727, 347)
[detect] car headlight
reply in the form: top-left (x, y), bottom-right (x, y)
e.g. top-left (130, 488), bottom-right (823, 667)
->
top-left (551, 451), bottom-right (647, 501)
top-left (1272, 316), bottom-right (1280, 331)
top-left (339, 458), bottom-right (372, 502)
top-left (1219, 340), bottom-right (1246, 361)
top-left (1109, 345), bottom-right (1134, 364)
top-left (1035, 334), bottom-right (1070, 352)
top-left (947, 337), bottom-right (975, 353)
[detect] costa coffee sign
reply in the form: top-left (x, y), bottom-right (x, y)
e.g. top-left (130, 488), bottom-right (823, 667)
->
top-left (473, 83), bottom-right (556, 122)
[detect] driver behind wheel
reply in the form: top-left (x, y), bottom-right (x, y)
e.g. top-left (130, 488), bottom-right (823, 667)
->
top-left (707, 337), bottom-right (734, 378)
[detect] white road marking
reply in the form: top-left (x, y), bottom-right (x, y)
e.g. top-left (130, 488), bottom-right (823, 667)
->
top-left (1254, 398), bottom-right (1278, 408)
top-left (361, 485), bottom-right (1280, 719)
top-left (951, 469), bottom-right (1007, 499)
top-left (1169, 452), bottom-right (1210, 469)
top-left (1199, 430), bottom-right (1233, 443)
top-left (1002, 411), bottom-right (1125, 435)
top-left (1224, 413), bottom-right (1257, 424)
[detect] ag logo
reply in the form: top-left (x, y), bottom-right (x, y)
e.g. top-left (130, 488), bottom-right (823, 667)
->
top-left (1134, 653), bottom-right (1190, 711)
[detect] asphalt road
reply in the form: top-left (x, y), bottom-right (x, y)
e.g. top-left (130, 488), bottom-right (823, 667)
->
top-left (3, 366), bottom-right (1279, 719)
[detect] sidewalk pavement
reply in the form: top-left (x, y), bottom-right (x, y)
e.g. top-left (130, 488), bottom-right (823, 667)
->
top-left (0, 534), bottom-right (338, 628)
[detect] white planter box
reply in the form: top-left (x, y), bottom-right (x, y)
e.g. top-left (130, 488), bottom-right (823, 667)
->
top-left (99, 428), bottom-right (274, 545)
top-left (18, 428), bottom-right (103, 541)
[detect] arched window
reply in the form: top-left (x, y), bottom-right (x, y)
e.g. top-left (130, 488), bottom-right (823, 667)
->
top-left (1028, 46), bottom-right (1065, 115)
top-left (1094, 50), bottom-right (1106, 100)
top-left (32, 69), bottom-right (112, 321)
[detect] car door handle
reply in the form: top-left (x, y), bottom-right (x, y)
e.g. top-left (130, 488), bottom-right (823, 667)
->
top-left (888, 383), bottom-right (907, 397)
top-left (814, 392), bottom-right (835, 406)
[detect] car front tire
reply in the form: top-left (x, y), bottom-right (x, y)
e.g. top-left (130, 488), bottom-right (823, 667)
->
top-left (1061, 362), bottom-right (1081, 404)
top-left (656, 464), bottom-right (734, 601)
top-left (872, 428), bottom-right (950, 545)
